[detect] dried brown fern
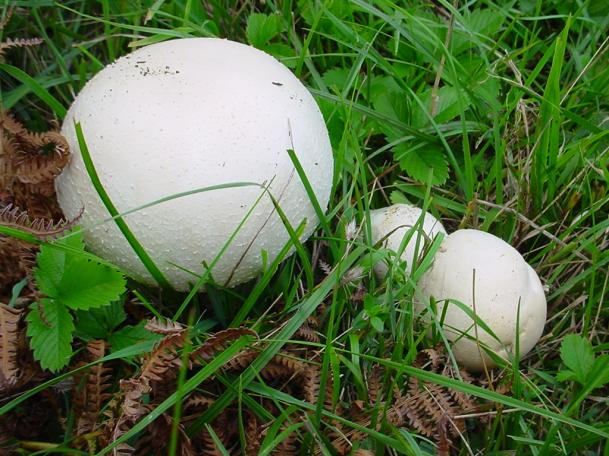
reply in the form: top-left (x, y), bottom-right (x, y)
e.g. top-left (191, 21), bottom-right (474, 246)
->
top-left (145, 317), bottom-right (185, 335)
top-left (105, 325), bottom-right (250, 455)
top-left (107, 379), bottom-right (151, 456)
top-left (244, 411), bottom-right (263, 456)
top-left (0, 303), bottom-right (22, 387)
top-left (366, 365), bottom-right (384, 406)
top-left (0, 110), bottom-right (70, 229)
top-left (95, 325), bottom-right (498, 456)
top-left (191, 327), bottom-right (257, 364)
top-left (400, 377), bottom-right (448, 437)
top-left (0, 6), bottom-right (15, 31)
top-left (14, 134), bottom-right (69, 184)
top-left (223, 348), bottom-right (259, 371)
top-left (304, 363), bottom-right (346, 454)
top-left (324, 385), bottom-right (444, 455)
top-left (303, 364), bottom-right (336, 413)
top-left (373, 349), bottom-right (474, 444)
top-left (263, 354), bottom-right (306, 379)
top-left (141, 331), bottom-right (187, 384)
top-left (184, 393), bottom-right (216, 414)
top-left (294, 322), bottom-right (320, 344)
top-left (197, 408), bottom-right (237, 455)
top-left (437, 415), bottom-right (452, 456)
top-left (0, 37), bottom-right (43, 59)
top-left (324, 348), bottom-right (489, 455)
top-left (272, 425), bottom-right (300, 455)
top-left (0, 136), bottom-right (17, 193)
top-left (72, 340), bottom-right (113, 438)
top-left (0, 204), bottom-right (81, 240)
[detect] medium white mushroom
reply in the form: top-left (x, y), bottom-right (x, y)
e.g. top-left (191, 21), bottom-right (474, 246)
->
top-left (369, 204), bottom-right (447, 278)
top-left (56, 38), bottom-right (333, 291)
top-left (417, 229), bottom-right (547, 371)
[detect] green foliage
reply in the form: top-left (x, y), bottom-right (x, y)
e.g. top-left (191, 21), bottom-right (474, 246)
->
top-left (245, 13), bottom-right (293, 63)
top-left (557, 334), bottom-right (609, 389)
top-left (74, 300), bottom-right (126, 339)
top-left (108, 321), bottom-right (161, 353)
top-left (246, 13), bottom-right (283, 48)
top-left (26, 230), bottom-right (126, 371)
top-left (352, 295), bottom-right (388, 333)
top-left (26, 298), bottom-right (75, 372)
top-left (395, 143), bottom-right (449, 185)
top-left (4, 0), bottom-right (609, 453)
top-left (73, 298), bottom-right (160, 352)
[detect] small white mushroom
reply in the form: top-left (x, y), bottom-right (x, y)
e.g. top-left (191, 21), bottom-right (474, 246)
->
top-left (56, 38), bottom-right (333, 291)
top-left (369, 204), bottom-right (447, 278)
top-left (417, 229), bottom-right (547, 371)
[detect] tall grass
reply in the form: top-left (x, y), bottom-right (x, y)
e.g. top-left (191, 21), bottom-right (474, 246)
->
top-left (1, 0), bottom-right (608, 454)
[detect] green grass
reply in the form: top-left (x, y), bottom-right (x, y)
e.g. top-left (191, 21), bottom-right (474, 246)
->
top-left (1, 0), bottom-right (609, 454)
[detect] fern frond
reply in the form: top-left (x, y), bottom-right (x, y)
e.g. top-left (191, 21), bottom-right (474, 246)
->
top-left (0, 303), bottom-right (23, 387)
top-left (0, 37), bottom-right (43, 55)
top-left (0, 204), bottom-right (82, 240)
top-left (0, 6), bottom-right (15, 31)
top-left (366, 365), bottom-right (384, 406)
top-left (145, 317), bottom-right (184, 335)
top-left (14, 132), bottom-right (70, 184)
top-left (73, 340), bottom-right (113, 438)
top-left (191, 327), bottom-right (257, 364)
top-left (141, 332), bottom-right (186, 385)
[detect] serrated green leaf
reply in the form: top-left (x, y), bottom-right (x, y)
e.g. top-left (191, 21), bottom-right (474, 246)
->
top-left (556, 370), bottom-right (576, 382)
top-left (460, 56), bottom-right (502, 114)
top-left (395, 143), bottom-right (449, 185)
top-left (108, 321), bottom-right (161, 353)
top-left (560, 334), bottom-right (595, 385)
top-left (467, 9), bottom-right (504, 35)
top-left (26, 299), bottom-right (74, 372)
top-left (588, 355), bottom-right (609, 388)
top-left (322, 67), bottom-right (350, 91)
top-left (370, 77), bottom-right (408, 137)
top-left (56, 258), bottom-right (126, 310)
top-left (246, 13), bottom-right (283, 48)
top-left (419, 86), bottom-right (471, 127)
top-left (34, 231), bottom-right (85, 297)
top-left (75, 300), bottom-right (127, 339)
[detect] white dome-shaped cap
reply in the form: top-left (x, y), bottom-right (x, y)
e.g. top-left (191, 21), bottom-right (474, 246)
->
top-left (56, 38), bottom-right (333, 291)
top-left (369, 204), bottom-right (446, 278)
top-left (417, 229), bottom-right (547, 371)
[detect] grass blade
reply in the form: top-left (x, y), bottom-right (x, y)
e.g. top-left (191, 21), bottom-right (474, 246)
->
top-left (74, 122), bottom-right (172, 289)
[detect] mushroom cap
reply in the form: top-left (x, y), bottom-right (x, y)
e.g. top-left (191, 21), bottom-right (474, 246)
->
top-left (417, 229), bottom-right (547, 371)
top-left (369, 204), bottom-right (447, 278)
top-left (56, 38), bottom-right (333, 291)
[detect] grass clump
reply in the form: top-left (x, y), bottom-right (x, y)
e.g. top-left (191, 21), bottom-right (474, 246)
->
top-left (0, 1), bottom-right (608, 455)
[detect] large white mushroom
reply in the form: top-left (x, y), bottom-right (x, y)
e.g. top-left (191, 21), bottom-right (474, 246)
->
top-left (417, 229), bottom-right (547, 371)
top-left (56, 38), bottom-right (333, 291)
top-left (369, 204), bottom-right (446, 278)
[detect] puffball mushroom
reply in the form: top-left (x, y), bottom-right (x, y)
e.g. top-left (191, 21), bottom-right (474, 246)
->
top-left (56, 38), bottom-right (333, 291)
top-left (417, 229), bottom-right (547, 371)
top-left (369, 204), bottom-right (447, 278)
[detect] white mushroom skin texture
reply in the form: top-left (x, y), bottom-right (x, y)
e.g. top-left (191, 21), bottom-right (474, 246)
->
top-left (56, 38), bottom-right (333, 291)
top-left (369, 204), bottom-right (447, 278)
top-left (417, 229), bottom-right (547, 371)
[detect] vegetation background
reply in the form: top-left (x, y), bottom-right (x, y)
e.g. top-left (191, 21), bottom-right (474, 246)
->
top-left (0, 0), bottom-right (608, 454)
